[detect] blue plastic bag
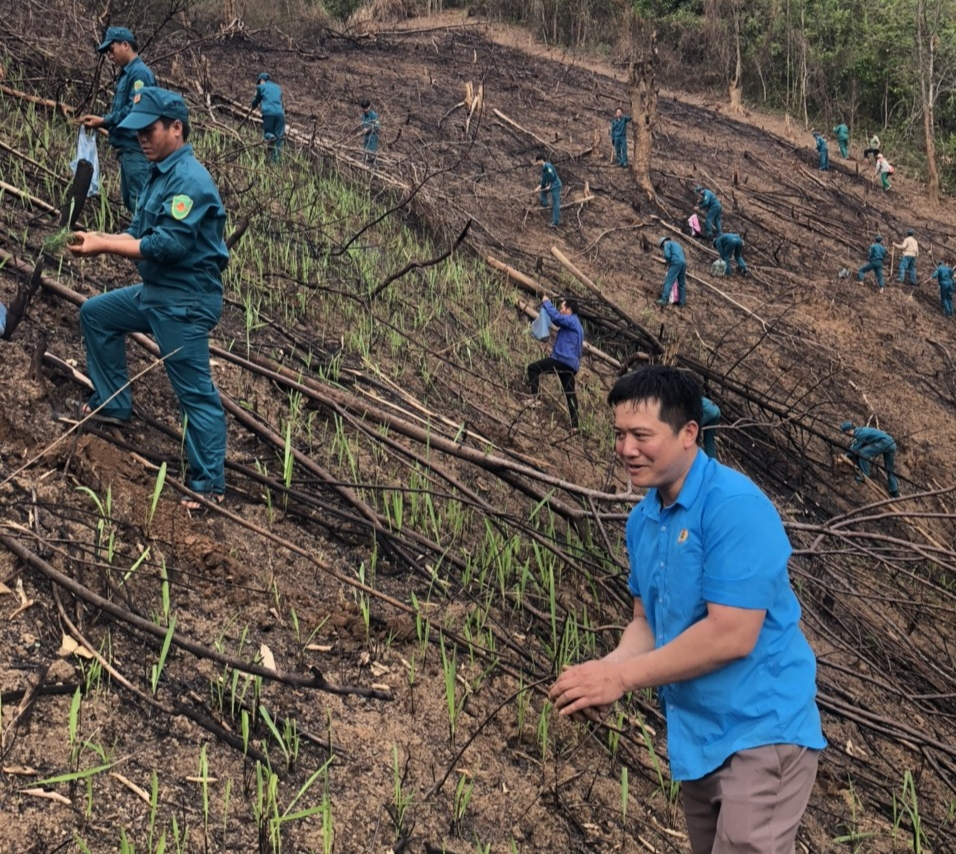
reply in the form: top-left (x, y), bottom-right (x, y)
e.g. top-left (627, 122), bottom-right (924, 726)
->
top-left (70, 128), bottom-right (100, 197)
top-left (531, 308), bottom-right (552, 341)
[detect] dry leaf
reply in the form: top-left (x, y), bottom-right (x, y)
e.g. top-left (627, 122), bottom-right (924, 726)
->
top-left (14, 578), bottom-right (27, 606)
top-left (306, 643), bottom-right (333, 652)
top-left (0, 582), bottom-right (12, 595)
top-left (22, 788), bottom-right (71, 805)
top-left (9, 599), bottom-right (34, 620)
top-left (2, 766), bottom-right (38, 776)
top-left (370, 662), bottom-right (390, 677)
top-left (259, 643), bottom-right (277, 673)
top-left (57, 633), bottom-right (94, 659)
top-left (370, 682), bottom-right (391, 692)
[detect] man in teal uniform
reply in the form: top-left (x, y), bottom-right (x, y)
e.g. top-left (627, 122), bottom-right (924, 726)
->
top-left (812, 131), bottom-right (829, 171)
top-left (700, 396), bottom-right (721, 459)
top-left (251, 72), bottom-right (286, 163)
top-left (840, 421), bottom-right (899, 497)
top-left (695, 186), bottom-right (723, 238)
top-left (931, 259), bottom-right (954, 316)
top-left (534, 153), bottom-right (562, 228)
top-left (551, 366), bottom-right (825, 854)
top-left (857, 235), bottom-right (887, 290)
top-left (610, 108), bottom-right (632, 167)
top-left (713, 233), bottom-right (748, 276)
top-left (832, 122), bottom-right (850, 158)
top-left (69, 88), bottom-right (229, 508)
top-left (79, 26), bottom-right (156, 213)
top-left (359, 99), bottom-right (380, 163)
top-left (657, 236), bottom-right (687, 307)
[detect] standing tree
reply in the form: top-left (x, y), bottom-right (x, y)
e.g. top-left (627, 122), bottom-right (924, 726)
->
top-left (628, 28), bottom-right (659, 202)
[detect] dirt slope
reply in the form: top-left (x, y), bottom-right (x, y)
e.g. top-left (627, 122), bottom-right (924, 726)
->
top-left (1, 9), bottom-right (956, 854)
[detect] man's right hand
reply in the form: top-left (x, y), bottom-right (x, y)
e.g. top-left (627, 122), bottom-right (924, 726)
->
top-left (78, 115), bottom-right (106, 129)
top-left (67, 232), bottom-right (103, 257)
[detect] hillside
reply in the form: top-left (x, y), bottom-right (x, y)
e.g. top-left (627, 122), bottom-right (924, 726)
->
top-left (2, 6), bottom-right (956, 854)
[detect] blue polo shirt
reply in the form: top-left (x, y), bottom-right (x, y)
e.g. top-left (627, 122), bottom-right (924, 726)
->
top-left (626, 451), bottom-right (825, 781)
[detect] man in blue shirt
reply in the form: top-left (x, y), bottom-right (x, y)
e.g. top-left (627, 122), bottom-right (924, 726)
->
top-left (712, 233), bottom-right (748, 276)
top-left (857, 235), bottom-right (887, 290)
top-left (694, 186), bottom-right (722, 238)
top-left (657, 236), bottom-right (687, 307)
top-left (813, 131), bottom-right (829, 171)
top-left (931, 260), bottom-right (954, 316)
top-left (551, 366), bottom-right (825, 854)
top-left (69, 88), bottom-right (229, 510)
top-left (534, 153), bottom-right (562, 228)
top-left (527, 297), bottom-right (583, 429)
top-left (359, 99), bottom-right (380, 163)
top-left (840, 421), bottom-right (900, 497)
top-left (610, 108), bottom-right (632, 167)
top-left (251, 72), bottom-right (286, 163)
top-left (80, 27), bottom-right (156, 213)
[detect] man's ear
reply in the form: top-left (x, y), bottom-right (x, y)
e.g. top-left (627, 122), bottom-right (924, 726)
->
top-left (682, 420), bottom-right (700, 448)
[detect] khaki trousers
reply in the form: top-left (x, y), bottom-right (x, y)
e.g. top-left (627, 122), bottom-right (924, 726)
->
top-left (681, 744), bottom-right (819, 854)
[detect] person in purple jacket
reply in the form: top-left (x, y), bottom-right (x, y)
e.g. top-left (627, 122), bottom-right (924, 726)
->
top-left (527, 296), bottom-right (584, 429)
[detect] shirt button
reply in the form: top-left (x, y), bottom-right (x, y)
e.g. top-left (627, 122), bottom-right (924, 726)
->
top-left (660, 525), bottom-right (667, 532)
top-left (659, 561), bottom-right (664, 567)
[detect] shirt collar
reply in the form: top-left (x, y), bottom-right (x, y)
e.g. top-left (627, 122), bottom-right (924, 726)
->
top-left (152, 143), bottom-right (193, 176)
top-left (639, 449), bottom-right (706, 519)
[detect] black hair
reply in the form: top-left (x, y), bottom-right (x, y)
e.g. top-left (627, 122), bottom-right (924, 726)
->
top-left (534, 151), bottom-right (546, 162)
top-left (562, 298), bottom-right (579, 315)
top-left (128, 39), bottom-right (139, 51)
top-left (359, 98), bottom-right (371, 109)
top-left (607, 366), bottom-right (703, 434)
top-left (159, 116), bottom-right (190, 141)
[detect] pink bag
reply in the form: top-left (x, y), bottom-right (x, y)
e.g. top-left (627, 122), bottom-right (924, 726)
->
top-left (687, 213), bottom-right (701, 236)
top-left (669, 282), bottom-right (680, 303)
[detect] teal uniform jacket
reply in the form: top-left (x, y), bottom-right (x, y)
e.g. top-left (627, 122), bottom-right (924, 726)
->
top-left (610, 115), bottom-right (632, 142)
top-left (362, 110), bottom-right (380, 149)
top-left (832, 124), bottom-right (849, 142)
top-left (126, 144), bottom-right (229, 307)
top-left (867, 242), bottom-right (887, 264)
top-left (540, 161), bottom-right (562, 190)
top-left (103, 56), bottom-right (156, 152)
top-left (251, 80), bottom-right (284, 117)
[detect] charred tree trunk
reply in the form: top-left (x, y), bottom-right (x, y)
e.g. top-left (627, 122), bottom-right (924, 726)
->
top-left (917, 2), bottom-right (941, 205)
top-left (729, 9), bottom-right (744, 113)
top-left (628, 36), bottom-right (659, 203)
top-left (1, 160), bottom-right (92, 341)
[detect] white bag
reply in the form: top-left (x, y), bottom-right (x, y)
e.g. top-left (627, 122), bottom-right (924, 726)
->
top-left (70, 128), bottom-right (100, 197)
top-left (531, 308), bottom-right (552, 341)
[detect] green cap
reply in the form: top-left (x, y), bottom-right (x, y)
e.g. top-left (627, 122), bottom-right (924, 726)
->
top-left (118, 87), bottom-right (188, 130)
top-left (97, 26), bottom-right (136, 53)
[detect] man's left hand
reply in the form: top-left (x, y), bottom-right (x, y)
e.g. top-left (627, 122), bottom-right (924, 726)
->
top-left (549, 660), bottom-right (626, 716)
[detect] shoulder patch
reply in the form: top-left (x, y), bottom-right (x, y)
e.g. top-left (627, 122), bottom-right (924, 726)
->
top-left (133, 80), bottom-right (145, 91)
top-left (133, 93), bottom-right (141, 104)
top-left (171, 195), bottom-right (193, 220)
